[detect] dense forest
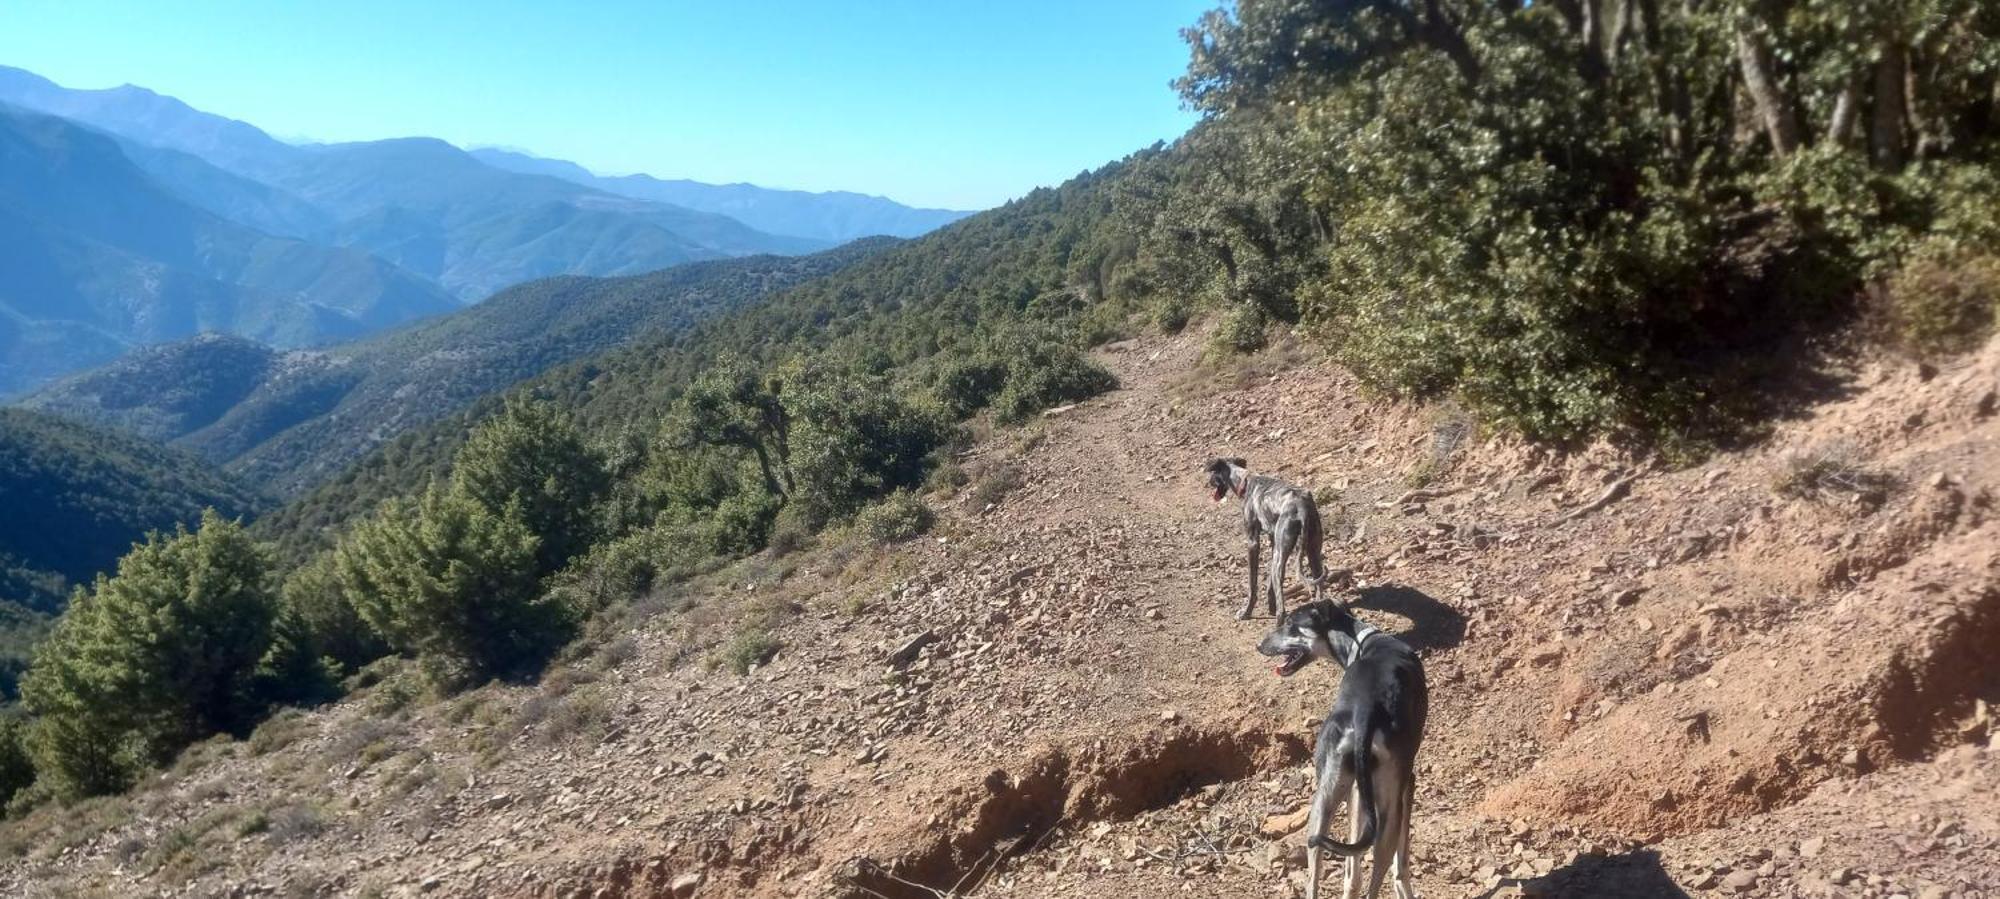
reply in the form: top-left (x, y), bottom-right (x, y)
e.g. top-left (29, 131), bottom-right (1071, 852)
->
top-left (3, 0), bottom-right (1995, 814)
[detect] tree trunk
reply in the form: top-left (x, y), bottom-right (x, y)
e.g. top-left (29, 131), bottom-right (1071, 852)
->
top-left (1826, 75), bottom-right (1863, 148)
top-left (1736, 25), bottom-right (1800, 156)
top-left (1871, 39), bottom-right (1908, 169)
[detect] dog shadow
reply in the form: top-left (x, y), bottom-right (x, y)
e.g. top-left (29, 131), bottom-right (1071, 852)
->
top-left (1347, 584), bottom-right (1466, 654)
top-left (1471, 848), bottom-right (1693, 898)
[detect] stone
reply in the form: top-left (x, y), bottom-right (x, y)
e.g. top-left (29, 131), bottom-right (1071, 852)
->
top-left (1259, 806), bottom-right (1310, 837)
top-left (1798, 837), bottom-right (1825, 858)
top-left (1722, 869), bottom-right (1759, 892)
top-left (669, 871), bottom-right (704, 897)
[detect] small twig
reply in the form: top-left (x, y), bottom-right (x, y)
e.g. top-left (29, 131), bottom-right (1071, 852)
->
top-left (1559, 475), bottom-right (1637, 523)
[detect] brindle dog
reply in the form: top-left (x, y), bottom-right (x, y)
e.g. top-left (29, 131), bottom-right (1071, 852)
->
top-left (1205, 457), bottom-right (1340, 619)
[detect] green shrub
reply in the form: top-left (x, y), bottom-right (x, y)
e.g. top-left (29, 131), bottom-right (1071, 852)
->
top-left (451, 399), bottom-right (610, 575)
top-left (1883, 248), bottom-right (2000, 358)
top-left (988, 331), bottom-right (1118, 423)
top-left (856, 491), bottom-right (935, 544)
top-left (331, 484), bottom-right (570, 688)
top-left (1207, 303), bottom-right (1267, 358)
top-left (715, 630), bottom-right (779, 675)
top-left (932, 357), bottom-right (1009, 417)
top-left (1152, 296), bottom-right (1193, 334)
top-left (786, 369), bottom-right (950, 527)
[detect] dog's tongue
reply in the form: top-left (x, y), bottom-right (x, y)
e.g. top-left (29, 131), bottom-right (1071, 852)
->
top-left (1273, 663), bottom-right (1286, 676)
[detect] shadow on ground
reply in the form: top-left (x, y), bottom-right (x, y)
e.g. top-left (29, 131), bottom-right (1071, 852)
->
top-left (1473, 848), bottom-right (1694, 898)
top-left (1351, 584), bottom-right (1466, 654)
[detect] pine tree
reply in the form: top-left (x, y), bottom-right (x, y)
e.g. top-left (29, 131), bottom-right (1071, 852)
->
top-left (20, 511), bottom-right (274, 798)
top-left (332, 484), bottom-right (567, 686)
top-left (451, 398), bottom-right (610, 575)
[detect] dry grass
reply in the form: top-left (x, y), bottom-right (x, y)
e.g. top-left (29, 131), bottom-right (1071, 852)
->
top-left (1772, 443), bottom-right (1901, 509)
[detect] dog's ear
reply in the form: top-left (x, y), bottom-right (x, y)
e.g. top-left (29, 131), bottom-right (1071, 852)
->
top-left (1301, 598), bottom-right (1346, 632)
top-left (1228, 457), bottom-right (1248, 470)
top-left (1203, 458), bottom-right (1229, 475)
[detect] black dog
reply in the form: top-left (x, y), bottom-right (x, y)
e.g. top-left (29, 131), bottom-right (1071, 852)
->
top-left (1259, 600), bottom-right (1428, 899)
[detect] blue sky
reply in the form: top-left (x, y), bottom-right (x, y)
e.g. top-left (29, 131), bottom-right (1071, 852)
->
top-left (0, 0), bottom-right (1213, 209)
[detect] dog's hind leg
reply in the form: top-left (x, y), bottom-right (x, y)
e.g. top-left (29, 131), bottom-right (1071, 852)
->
top-left (1239, 530), bottom-right (1261, 620)
top-left (1270, 523), bottom-right (1295, 619)
top-left (1340, 776), bottom-right (1366, 899)
top-left (1363, 762), bottom-right (1404, 899)
top-left (1305, 751), bottom-right (1352, 899)
top-left (1391, 771), bottom-right (1416, 899)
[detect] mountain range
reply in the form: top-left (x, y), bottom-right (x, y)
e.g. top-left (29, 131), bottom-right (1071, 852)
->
top-left (0, 65), bottom-right (972, 396)
top-left (20, 238), bottom-right (895, 496)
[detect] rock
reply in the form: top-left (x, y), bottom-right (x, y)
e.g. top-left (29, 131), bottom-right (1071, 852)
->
top-left (1722, 869), bottom-right (1759, 892)
top-left (1917, 886), bottom-right (1952, 899)
top-left (1159, 709), bottom-right (1179, 723)
top-left (1527, 642), bottom-right (1565, 666)
top-left (1798, 836), bottom-right (1825, 858)
top-left (1610, 587), bottom-right (1644, 606)
top-left (1259, 806), bottom-right (1310, 837)
top-left (1827, 868), bottom-right (1852, 885)
top-left (1687, 871), bottom-right (1718, 889)
top-left (888, 631), bottom-right (939, 668)
top-left (669, 871), bottom-right (704, 897)
top-left (484, 793), bottom-right (513, 810)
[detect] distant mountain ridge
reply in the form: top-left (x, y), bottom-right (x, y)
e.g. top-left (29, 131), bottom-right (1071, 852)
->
top-left (469, 148), bottom-right (974, 243)
top-left (0, 64), bottom-right (896, 393)
top-left (0, 103), bottom-right (460, 397)
top-left (22, 238), bottom-right (897, 496)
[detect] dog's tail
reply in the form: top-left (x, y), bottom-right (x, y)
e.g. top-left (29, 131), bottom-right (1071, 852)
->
top-left (1301, 502), bottom-right (1328, 586)
top-left (1312, 714), bottom-right (1379, 857)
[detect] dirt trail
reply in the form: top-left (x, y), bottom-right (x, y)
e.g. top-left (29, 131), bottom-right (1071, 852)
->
top-left (6, 328), bottom-right (1998, 899)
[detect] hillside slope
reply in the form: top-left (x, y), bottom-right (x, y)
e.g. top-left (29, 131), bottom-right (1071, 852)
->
top-left (22, 240), bottom-right (896, 497)
top-left (0, 407), bottom-right (265, 617)
top-left (7, 325), bottom-right (1992, 898)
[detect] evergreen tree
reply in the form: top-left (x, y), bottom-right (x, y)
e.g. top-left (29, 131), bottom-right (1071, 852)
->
top-left (451, 398), bottom-right (610, 575)
top-left (20, 511), bottom-right (274, 798)
top-left (331, 484), bottom-right (566, 686)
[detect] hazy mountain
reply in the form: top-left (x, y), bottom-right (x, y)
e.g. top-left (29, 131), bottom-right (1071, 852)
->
top-left (0, 104), bottom-right (459, 397)
top-left (273, 137), bottom-right (827, 300)
top-left (23, 239), bottom-right (896, 496)
top-left (471, 147), bottom-right (974, 243)
top-left (0, 66), bottom-right (836, 303)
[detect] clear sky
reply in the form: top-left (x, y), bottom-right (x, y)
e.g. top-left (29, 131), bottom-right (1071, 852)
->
top-left (0, 0), bottom-right (1213, 210)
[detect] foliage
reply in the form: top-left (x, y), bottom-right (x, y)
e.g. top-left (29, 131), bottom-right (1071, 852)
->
top-left (20, 512), bottom-right (275, 799)
top-left (449, 398), bottom-right (610, 575)
top-left (0, 715), bottom-right (33, 810)
top-left (1207, 303), bottom-right (1268, 358)
top-left (1164, 0), bottom-right (2000, 444)
top-left (1881, 246), bottom-right (2000, 358)
top-left (856, 491), bottom-right (936, 544)
top-left (276, 552), bottom-right (389, 678)
top-left (986, 327), bottom-right (1119, 423)
top-left (329, 484), bottom-right (568, 687)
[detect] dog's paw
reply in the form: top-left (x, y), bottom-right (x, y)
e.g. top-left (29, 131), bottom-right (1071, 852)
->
top-left (1235, 609), bottom-right (1254, 621)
